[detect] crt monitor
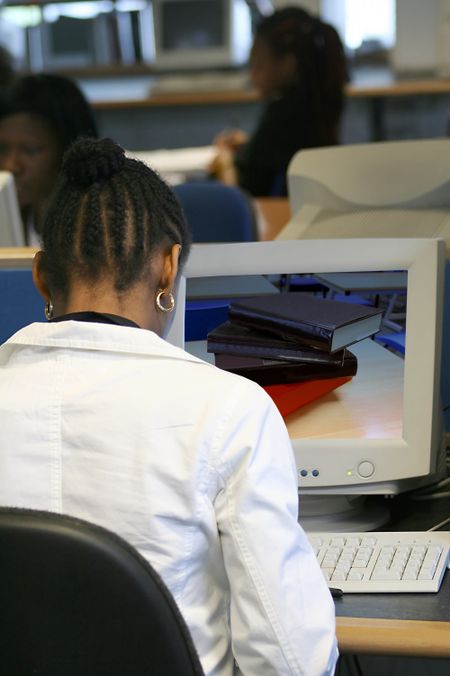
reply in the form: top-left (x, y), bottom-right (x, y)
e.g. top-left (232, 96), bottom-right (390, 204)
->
top-left (0, 172), bottom-right (24, 247)
top-left (150, 0), bottom-right (253, 70)
top-left (27, 6), bottom-right (115, 70)
top-left (277, 139), bottom-right (450, 244)
top-left (166, 238), bottom-right (446, 530)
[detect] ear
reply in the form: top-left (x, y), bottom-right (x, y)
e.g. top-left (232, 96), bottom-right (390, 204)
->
top-left (160, 243), bottom-right (182, 292)
top-left (32, 251), bottom-right (51, 302)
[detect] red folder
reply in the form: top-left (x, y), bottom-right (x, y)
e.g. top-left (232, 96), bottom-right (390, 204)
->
top-left (264, 376), bottom-right (353, 418)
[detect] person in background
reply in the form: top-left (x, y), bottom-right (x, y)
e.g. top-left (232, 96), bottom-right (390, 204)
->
top-left (210, 5), bottom-right (348, 197)
top-left (0, 73), bottom-right (98, 243)
top-left (0, 45), bottom-right (14, 87)
top-left (0, 136), bottom-right (338, 676)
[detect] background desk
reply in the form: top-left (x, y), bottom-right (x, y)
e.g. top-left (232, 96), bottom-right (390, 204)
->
top-left (80, 70), bottom-right (450, 150)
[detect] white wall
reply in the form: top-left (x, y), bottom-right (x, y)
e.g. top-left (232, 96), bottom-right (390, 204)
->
top-left (321, 0), bottom-right (346, 42)
top-left (272, 0), bottom-right (321, 16)
top-left (392, 0), bottom-right (439, 74)
top-left (271, 0), bottom-right (449, 76)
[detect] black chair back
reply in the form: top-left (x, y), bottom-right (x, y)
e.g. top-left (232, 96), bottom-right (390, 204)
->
top-left (0, 507), bottom-right (204, 676)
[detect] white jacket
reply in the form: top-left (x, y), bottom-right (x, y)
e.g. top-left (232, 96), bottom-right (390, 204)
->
top-left (0, 320), bottom-right (338, 676)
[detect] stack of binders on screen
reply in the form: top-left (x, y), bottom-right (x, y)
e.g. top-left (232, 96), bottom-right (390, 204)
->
top-left (207, 293), bottom-right (384, 418)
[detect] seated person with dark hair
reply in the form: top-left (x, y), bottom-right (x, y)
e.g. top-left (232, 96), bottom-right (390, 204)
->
top-left (0, 137), bottom-right (338, 676)
top-left (210, 6), bottom-right (348, 197)
top-left (0, 73), bottom-right (98, 242)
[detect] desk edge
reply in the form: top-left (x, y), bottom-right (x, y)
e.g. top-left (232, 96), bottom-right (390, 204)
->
top-left (337, 616), bottom-right (450, 658)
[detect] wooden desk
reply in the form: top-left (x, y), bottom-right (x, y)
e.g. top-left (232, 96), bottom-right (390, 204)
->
top-left (0, 247), bottom-right (38, 268)
top-left (87, 73), bottom-right (450, 111)
top-left (335, 490), bottom-right (450, 658)
top-left (253, 198), bottom-right (291, 241)
top-left (346, 75), bottom-right (450, 142)
top-left (74, 66), bottom-right (450, 150)
top-left (285, 339), bottom-right (403, 441)
top-left (336, 613), bottom-right (450, 658)
top-left (347, 76), bottom-right (450, 99)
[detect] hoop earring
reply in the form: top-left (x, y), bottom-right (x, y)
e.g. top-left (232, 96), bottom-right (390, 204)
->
top-left (156, 289), bottom-right (175, 313)
top-left (45, 300), bottom-right (54, 321)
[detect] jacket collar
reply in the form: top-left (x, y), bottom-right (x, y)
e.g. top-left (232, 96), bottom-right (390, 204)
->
top-left (5, 320), bottom-right (202, 364)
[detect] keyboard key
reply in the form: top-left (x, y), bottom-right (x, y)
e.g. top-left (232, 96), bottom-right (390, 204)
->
top-left (371, 568), bottom-right (402, 581)
top-left (361, 537), bottom-right (377, 546)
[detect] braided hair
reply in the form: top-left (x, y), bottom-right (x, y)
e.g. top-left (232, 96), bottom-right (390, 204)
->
top-left (255, 7), bottom-right (348, 146)
top-left (41, 137), bottom-right (191, 298)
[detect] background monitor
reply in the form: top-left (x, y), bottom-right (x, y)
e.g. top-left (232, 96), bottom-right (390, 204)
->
top-left (167, 238), bottom-right (446, 530)
top-left (278, 139), bottom-right (450, 247)
top-left (27, 5), bottom-right (115, 70)
top-left (150, 0), bottom-right (252, 70)
top-left (0, 172), bottom-right (24, 247)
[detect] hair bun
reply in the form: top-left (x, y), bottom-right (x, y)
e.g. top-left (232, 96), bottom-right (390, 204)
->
top-left (62, 137), bottom-right (126, 187)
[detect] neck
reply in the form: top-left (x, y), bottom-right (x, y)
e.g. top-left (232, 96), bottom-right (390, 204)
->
top-left (53, 280), bottom-right (166, 336)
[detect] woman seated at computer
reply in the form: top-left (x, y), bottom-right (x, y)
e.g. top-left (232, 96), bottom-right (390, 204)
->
top-left (210, 6), bottom-right (347, 197)
top-left (0, 137), bottom-right (337, 676)
top-left (0, 73), bottom-right (98, 244)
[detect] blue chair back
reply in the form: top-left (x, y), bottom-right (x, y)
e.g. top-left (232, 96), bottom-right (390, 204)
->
top-left (173, 181), bottom-right (256, 242)
top-left (0, 269), bottom-right (44, 344)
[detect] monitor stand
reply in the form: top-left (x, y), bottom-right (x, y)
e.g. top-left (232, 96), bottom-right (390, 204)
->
top-left (298, 494), bottom-right (390, 533)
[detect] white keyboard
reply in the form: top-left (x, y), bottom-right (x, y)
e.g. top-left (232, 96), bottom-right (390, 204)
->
top-left (307, 531), bottom-right (450, 593)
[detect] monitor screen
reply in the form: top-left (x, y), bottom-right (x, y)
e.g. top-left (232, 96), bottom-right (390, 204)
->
top-left (161, 0), bottom-right (224, 50)
top-left (0, 172), bottom-right (24, 247)
top-left (28, 6), bottom-right (115, 70)
top-left (50, 16), bottom-right (92, 56)
top-left (151, 0), bottom-right (252, 69)
top-left (167, 238), bottom-right (446, 528)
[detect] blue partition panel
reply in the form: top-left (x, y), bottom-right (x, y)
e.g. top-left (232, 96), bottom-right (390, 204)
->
top-left (0, 269), bottom-right (44, 344)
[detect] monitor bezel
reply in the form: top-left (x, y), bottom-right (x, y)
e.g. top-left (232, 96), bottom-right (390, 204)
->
top-left (0, 172), bottom-right (24, 247)
top-left (168, 238), bottom-right (445, 493)
top-left (150, 0), bottom-right (250, 70)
